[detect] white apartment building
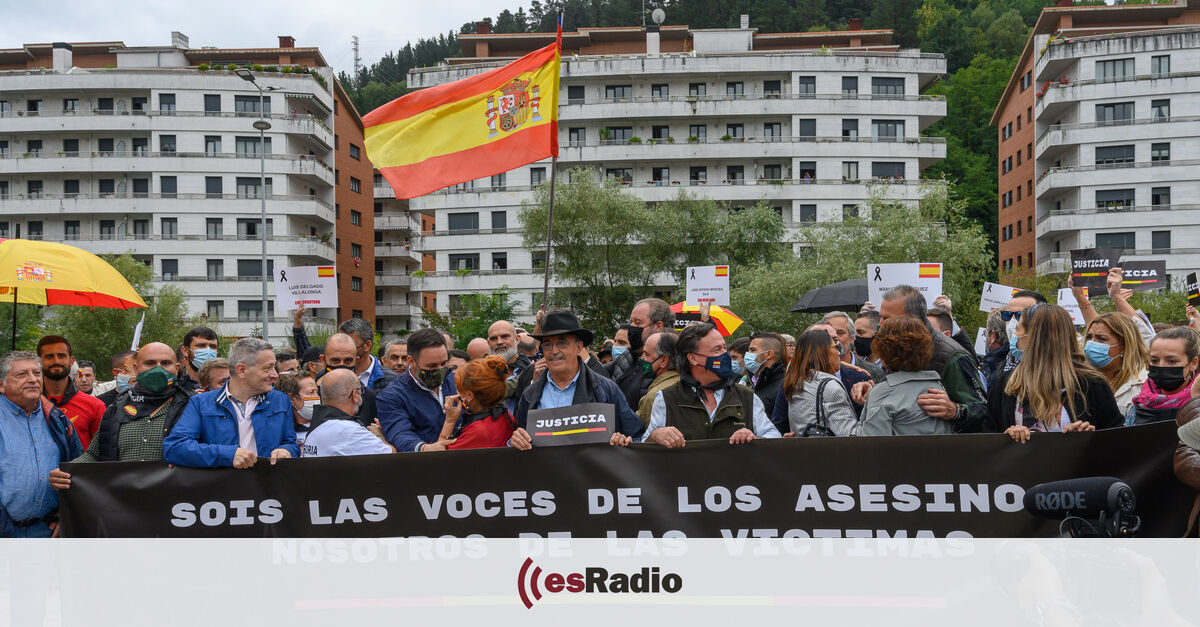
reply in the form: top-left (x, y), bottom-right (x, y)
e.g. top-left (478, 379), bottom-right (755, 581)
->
top-left (400, 21), bottom-right (947, 321)
top-left (373, 190), bottom-right (428, 335)
top-left (0, 36), bottom-right (352, 342)
top-left (1034, 26), bottom-right (1200, 280)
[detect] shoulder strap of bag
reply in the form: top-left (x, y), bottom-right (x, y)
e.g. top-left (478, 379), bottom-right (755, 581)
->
top-left (814, 378), bottom-right (833, 432)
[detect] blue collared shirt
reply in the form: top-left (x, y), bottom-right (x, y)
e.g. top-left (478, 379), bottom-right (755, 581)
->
top-left (538, 369), bottom-right (582, 410)
top-left (0, 396), bottom-right (60, 521)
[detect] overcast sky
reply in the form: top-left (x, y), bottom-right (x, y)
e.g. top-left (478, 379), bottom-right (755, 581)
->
top-left (6, 0), bottom-right (509, 77)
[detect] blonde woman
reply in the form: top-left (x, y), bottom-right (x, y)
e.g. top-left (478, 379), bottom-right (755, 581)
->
top-left (1083, 312), bottom-right (1149, 417)
top-left (985, 304), bottom-right (1123, 443)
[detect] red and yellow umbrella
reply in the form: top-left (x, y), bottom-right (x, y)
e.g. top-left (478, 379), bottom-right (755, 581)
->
top-left (669, 301), bottom-right (744, 337)
top-left (0, 238), bottom-right (146, 348)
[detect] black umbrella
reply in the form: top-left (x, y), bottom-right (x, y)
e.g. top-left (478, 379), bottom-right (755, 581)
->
top-left (790, 278), bottom-right (868, 313)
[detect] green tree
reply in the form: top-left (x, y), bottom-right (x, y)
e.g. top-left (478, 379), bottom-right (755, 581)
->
top-left (420, 289), bottom-right (521, 349)
top-left (45, 254), bottom-right (202, 374)
top-left (0, 302), bottom-right (44, 352)
top-left (731, 183), bottom-right (994, 336)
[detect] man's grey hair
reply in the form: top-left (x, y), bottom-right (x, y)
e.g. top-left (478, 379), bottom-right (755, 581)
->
top-left (228, 338), bottom-right (272, 371)
top-left (634, 298), bottom-right (676, 328)
top-left (338, 318), bottom-right (375, 345)
top-left (881, 285), bottom-right (928, 319)
top-left (378, 338), bottom-right (406, 360)
top-left (319, 368), bottom-right (358, 403)
top-left (986, 309), bottom-right (1008, 345)
top-left (820, 311), bottom-right (855, 331)
top-left (780, 333), bottom-right (796, 345)
top-left (0, 351), bottom-right (38, 382)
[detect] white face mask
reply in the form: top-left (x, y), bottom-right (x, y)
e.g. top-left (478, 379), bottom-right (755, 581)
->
top-left (297, 397), bottom-right (320, 422)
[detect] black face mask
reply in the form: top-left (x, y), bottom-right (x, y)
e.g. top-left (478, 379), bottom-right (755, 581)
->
top-left (1148, 365), bottom-right (1189, 392)
top-left (326, 364), bottom-right (355, 373)
top-left (627, 325), bottom-right (645, 352)
top-left (853, 336), bottom-right (873, 358)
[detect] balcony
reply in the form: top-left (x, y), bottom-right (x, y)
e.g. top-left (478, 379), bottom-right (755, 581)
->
top-left (1035, 70), bottom-right (1200, 119)
top-left (1036, 159), bottom-right (1197, 197)
top-left (375, 213), bottom-right (422, 232)
top-left (375, 242), bottom-right (422, 265)
top-left (0, 193), bottom-right (334, 224)
top-left (376, 304), bottom-right (420, 317)
top-left (0, 150), bottom-right (335, 185)
top-left (1035, 115), bottom-right (1200, 159)
top-left (412, 268), bottom-right (546, 293)
top-left (375, 273), bottom-right (413, 288)
top-left (413, 228), bottom-right (525, 253)
top-left (43, 234), bottom-right (335, 259)
top-left (563, 135), bottom-right (945, 167)
top-left (1038, 204), bottom-right (1200, 237)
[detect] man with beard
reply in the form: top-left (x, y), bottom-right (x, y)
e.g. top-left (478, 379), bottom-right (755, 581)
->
top-left (48, 343), bottom-right (195, 495)
top-left (376, 328), bottom-right (458, 452)
top-left (178, 327), bottom-right (220, 394)
top-left (38, 336), bottom-right (105, 450)
top-left (490, 320), bottom-right (533, 411)
top-left (379, 339), bottom-right (408, 376)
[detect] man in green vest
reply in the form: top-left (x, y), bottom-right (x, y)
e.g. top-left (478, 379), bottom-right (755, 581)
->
top-left (636, 331), bottom-right (679, 426)
top-left (642, 323), bottom-right (781, 447)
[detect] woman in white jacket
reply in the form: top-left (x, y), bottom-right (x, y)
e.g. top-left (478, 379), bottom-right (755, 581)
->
top-left (779, 330), bottom-right (859, 437)
top-left (1082, 312), bottom-right (1148, 418)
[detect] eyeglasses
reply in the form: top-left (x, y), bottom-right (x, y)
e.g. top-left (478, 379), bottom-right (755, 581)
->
top-left (999, 310), bottom-right (1022, 322)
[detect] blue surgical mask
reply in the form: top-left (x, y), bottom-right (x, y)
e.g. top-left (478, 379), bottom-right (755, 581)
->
top-left (1009, 333), bottom-right (1024, 363)
top-left (116, 373), bottom-right (133, 392)
top-left (192, 347), bottom-right (218, 368)
top-left (1084, 340), bottom-right (1116, 368)
top-left (610, 346), bottom-right (628, 360)
top-left (732, 360), bottom-right (745, 377)
top-left (743, 351), bottom-right (762, 375)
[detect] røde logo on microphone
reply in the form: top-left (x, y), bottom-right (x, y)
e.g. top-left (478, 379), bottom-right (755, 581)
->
top-left (516, 557), bottom-right (683, 609)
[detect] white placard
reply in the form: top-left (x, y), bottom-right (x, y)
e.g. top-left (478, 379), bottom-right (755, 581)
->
top-left (979, 281), bottom-right (1020, 312)
top-left (686, 265), bottom-right (730, 306)
top-left (866, 263), bottom-right (942, 308)
top-left (974, 327), bottom-right (988, 357)
top-left (1057, 288), bottom-right (1084, 326)
top-left (274, 265), bottom-right (338, 311)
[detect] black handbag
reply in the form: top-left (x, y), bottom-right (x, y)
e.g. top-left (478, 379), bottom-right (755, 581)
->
top-left (800, 378), bottom-right (837, 438)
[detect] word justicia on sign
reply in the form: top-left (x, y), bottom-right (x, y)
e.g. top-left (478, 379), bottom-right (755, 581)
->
top-left (517, 557), bottom-right (682, 609)
top-left (532, 413), bottom-right (608, 429)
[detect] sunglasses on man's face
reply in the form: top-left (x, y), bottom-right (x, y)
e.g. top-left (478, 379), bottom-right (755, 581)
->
top-left (999, 310), bottom-right (1022, 322)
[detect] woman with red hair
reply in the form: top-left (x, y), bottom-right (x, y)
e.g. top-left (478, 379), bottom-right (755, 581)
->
top-left (438, 355), bottom-right (518, 449)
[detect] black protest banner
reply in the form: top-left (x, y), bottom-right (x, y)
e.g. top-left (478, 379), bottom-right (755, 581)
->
top-left (1188, 273), bottom-right (1200, 308)
top-left (60, 422), bottom-right (1192, 539)
top-left (1121, 260), bottom-right (1167, 292)
top-left (672, 311), bottom-right (703, 332)
top-left (1071, 248), bottom-right (1122, 295)
top-left (529, 402), bottom-right (615, 447)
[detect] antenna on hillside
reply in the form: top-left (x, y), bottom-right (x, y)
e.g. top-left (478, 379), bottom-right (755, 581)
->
top-left (352, 35), bottom-right (362, 87)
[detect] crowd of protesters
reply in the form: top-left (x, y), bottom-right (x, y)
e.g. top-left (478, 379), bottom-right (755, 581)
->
top-left (4, 264), bottom-right (1200, 538)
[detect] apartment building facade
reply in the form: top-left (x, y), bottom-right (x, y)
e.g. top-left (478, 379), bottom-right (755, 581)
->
top-left (0, 33), bottom-right (374, 342)
top-left (402, 18), bottom-right (947, 321)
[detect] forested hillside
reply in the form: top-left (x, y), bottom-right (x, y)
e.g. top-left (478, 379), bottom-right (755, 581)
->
top-left (342, 0), bottom-right (1062, 255)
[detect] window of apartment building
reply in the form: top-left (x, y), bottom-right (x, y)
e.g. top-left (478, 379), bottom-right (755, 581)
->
top-left (1152, 230), bottom-right (1171, 253)
top-left (206, 259), bottom-right (224, 280)
top-left (688, 124), bottom-right (706, 141)
top-left (1151, 142), bottom-right (1170, 163)
top-left (0, 140), bottom-right (7, 157)
top-left (689, 166), bottom-right (707, 184)
top-left (605, 168), bottom-right (632, 183)
top-left (651, 166), bottom-right (669, 183)
top-left (206, 218), bottom-right (223, 240)
top-left (604, 85), bottom-right (632, 100)
top-left (237, 259), bottom-right (273, 279)
top-left (567, 85), bottom-right (585, 103)
top-left (797, 76), bottom-right (815, 97)
top-left (1027, 217), bottom-right (1032, 233)
top-left (871, 77), bottom-right (904, 98)
top-left (27, 180), bottom-right (43, 198)
top-left (235, 136), bottom-right (271, 157)
top-left (95, 138), bottom-right (113, 156)
top-left (130, 137), bottom-right (147, 155)
top-left (56, 181), bottom-right (78, 201)
top-left (1016, 185), bottom-right (1021, 201)
top-left (843, 205), bottom-right (860, 220)
top-left (842, 161), bottom-right (859, 181)
top-left (725, 165), bottom-right (745, 184)
top-left (160, 259), bottom-right (178, 280)
top-left (27, 139), bottom-right (43, 156)
top-left (234, 95), bottom-right (270, 116)
top-left (1096, 58), bottom-right (1134, 82)
top-left (448, 212), bottom-right (479, 231)
top-left (726, 81), bottom-right (743, 96)
top-left (1027, 106), bottom-right (1032, 123)
top-left (23, 99), bottom-right (40, 116)
top-left (205, 176), bottom-right (223, 198)
top-left (351, 276), bottom-right (363, 292)
top-left (763, 122), bottom-right (781, 142)
top-left (609, 127), bottom-right (633, 144)
top-left (841, 76), bottom-right (858, 97)
top-left (487, 252), bottom-right (507, 271)
top-left (1151, 55), bottom-right (1170, 78)
top-left (1001, 156), bottom-right (1012, 174)
top-left (842, 119), bottom-right (859, 140)
top-left (1016, 220), bottom-right (1022, 236)
top-left (131, 96), bottom-right (148, 113)
top-left (161, 217), bottom-right (178, 240)
top-left (158, 93), bottom-right (176, 115)
top-left (159, 135), bottom-right (176, 154)
top-left (1095, 102), bottom-right (1133, 125)
top-left (1016, 150), bottom-right (1022, 166)
top-left (350, 177), bottom-right (361, 193)
top-left (236, 218), bottom-right (273, 240)
top-left (0, 101), bottom-right (9, 117)
top-left (651, 125), bottom-right (670, 140)
top-left (207, 300), bottom-right (224, 318)
top-left (133, 220), bottom-right (148, 240)
top-left (27, 221), bottom-right (43, 240)
top-left (203, 94), bottom-right (221, 116)
top-left (726, 124), bottom-right (744, 139)
top-left (530, 167), bottom-right (546, 186)
top-left (236, 177), bottom-right (271, 198)
top-left (449, 253), bottom-right (479, 271)
top-left (1002, 122), bottom-right (1011, 140)
top-left (489, 173), bottom-right (506, 190)
top-left (238, 301), bottom-right (263, 322)
top-left (872, 120), bottom-right (904, 141)
top-left (491, 211), bottom-right (507, 231)
top-left (688, 82), bottom-right (706, 97)
top-left (63, 220), bottom-right (80, 241)
top-left (204, 135), bottom-right (221, 156)
top-left (99, 220), bottom-right (115, 240)
top-left (159, 176), bottom-right (176, 198)
top-left (1027, 180), bottom-right (1033, 197)
top-left (798, 205), bottom-right (817, 223)
top-left (1020, 70), bottom-right (1032, 91)
top-left (762, 164), bottom-right (782, 181)
top-left (1095, 145), bottom-right (1134, 167)
top-left (568, 127), bottom-right (585, 147)
top-left (349, 144), bottom-right (360, 160)
top-left (794, 119), bottom-right (814, 138)
top-left (1152, 187), bottom-right (1171, 208)
top-left (1096, 232), bottom-right (1135, 251)
top-left (1027, 143), bottom-right (1032, 160)
top-left (763, 80), bottom-right (782, 96)
top-left (797, 162), bottom-right (816, 180)
top-left (1152, 99), bottom-right (1170, 121)
top-left (1017, 116), bottom-right (1021, 131)
top-left (350, 210), bottom-right (361, 226)
top-left (62, 99), bottom-right (78, 115)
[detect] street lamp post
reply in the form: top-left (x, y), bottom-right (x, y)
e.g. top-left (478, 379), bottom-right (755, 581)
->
top-left (236, 68), bottom-right (273, 341)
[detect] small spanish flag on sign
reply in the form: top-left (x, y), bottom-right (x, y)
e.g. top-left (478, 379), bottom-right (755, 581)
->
top-left (918, 264), bottom-right (941, 278)
top-left (317, 266), bottom-right (335, 278)
top-left (715, 266), bottom-right (729, 277)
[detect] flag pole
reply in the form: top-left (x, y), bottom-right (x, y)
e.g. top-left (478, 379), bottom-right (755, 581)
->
top-left (541, 9), bottom-right (564, 310)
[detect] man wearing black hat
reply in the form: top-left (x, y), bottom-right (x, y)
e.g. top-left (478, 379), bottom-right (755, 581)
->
top-left (511, 311), bottom-right (645, 448)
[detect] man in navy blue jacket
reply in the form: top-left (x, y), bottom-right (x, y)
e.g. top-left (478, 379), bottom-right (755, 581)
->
top-left (164, 338), bottom-right (299, 468)
top-left (376, 328), bottom-right (457, 452)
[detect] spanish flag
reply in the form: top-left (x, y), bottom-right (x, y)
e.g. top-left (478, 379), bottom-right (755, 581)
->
top-left (715, 266), bottom-right (729, 277)
top-left (363, 41), bottom-right (560, 199)
top-left (317, 266), bottom-right (335, 278)
top-left (918, 264), bottom-right (941, 278)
